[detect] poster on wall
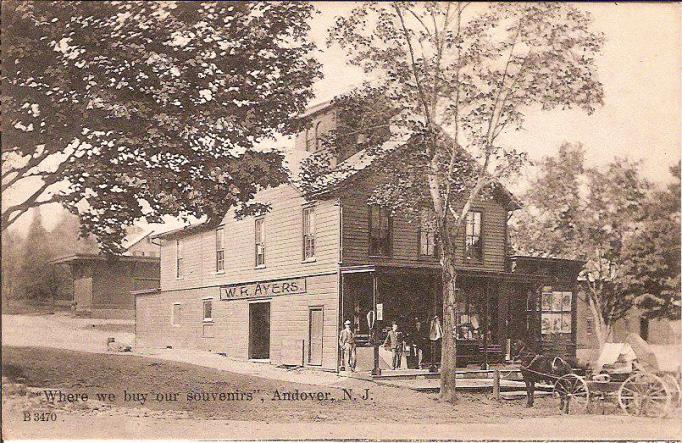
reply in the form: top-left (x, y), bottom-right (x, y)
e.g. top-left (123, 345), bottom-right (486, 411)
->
top-left (541, 313), bottom-right (564, 334)
top-left (561, 292), bottom-right (573, 311)
top-left (551, 291), bottom-right (563, 311)
top-left (552, 313), bottom-right (563, 332)
top-left (541, 291), bottom-right (553, 311)
top-left (561, 313), bottom-right (572, 333)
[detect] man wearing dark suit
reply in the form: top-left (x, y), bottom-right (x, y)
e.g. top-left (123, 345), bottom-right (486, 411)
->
top-left (383, 321), bottom-right (403, 370)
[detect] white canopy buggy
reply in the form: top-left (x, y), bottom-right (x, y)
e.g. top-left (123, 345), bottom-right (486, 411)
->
top-left (594, 333), bottom-right (659, 374)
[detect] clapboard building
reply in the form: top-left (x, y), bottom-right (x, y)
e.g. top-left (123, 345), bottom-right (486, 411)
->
top-left (135, 102), bottom-right (583, 371)
top-left (52, 230), bottom-right (160, 319)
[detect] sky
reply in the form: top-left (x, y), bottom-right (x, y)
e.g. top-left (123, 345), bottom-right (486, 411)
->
top-left (6, 2), bottom-right (681, 237)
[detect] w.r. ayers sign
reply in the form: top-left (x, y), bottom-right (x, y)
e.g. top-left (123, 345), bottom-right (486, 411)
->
top-left (219, 278), bottom-right (306, 300)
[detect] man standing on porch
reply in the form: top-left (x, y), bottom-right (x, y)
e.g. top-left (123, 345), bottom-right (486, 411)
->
top-left (383, 321), bottom-right (404, 370)
top-left (339, 320), bottom-right (356, 372)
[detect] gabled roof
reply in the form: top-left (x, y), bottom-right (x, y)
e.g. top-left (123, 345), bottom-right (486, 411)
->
top-left (153, 221), bottom-right (212, 240)
top-left (299, 137), bottom-right (408, 197)
top-left (304, 133), bottom-right (521, 211)
top-left (122, 230), bottom-right (155, 252)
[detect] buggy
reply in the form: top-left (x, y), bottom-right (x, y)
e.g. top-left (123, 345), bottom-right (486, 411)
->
top-left (552, 334), bottom-right (681, 417)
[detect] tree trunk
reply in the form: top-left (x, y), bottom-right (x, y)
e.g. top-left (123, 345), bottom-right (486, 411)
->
top-left (587, 294), bottom-right (611, 351)
top-left (439, 253), bottom-right (458, 403)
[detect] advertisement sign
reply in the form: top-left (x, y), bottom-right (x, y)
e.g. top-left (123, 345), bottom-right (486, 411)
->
top-left (219, 277), bottom-right (306, 300)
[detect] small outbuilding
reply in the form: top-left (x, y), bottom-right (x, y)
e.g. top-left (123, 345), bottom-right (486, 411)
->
top-left (51, 254), bottom-right (160, 319)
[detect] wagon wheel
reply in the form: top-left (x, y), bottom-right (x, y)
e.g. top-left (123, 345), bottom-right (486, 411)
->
top-left (617, 372), bottom-right (672, 417)
top-left (661, 373), bottom-right (681, 409)
top-left (553, 374), bottom-right (590, 414)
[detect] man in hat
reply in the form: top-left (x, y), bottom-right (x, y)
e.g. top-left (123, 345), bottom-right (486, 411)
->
top-left (339, 319), bottom-right (356, 371)
top-left (383, 320), bottom-right (404, 370)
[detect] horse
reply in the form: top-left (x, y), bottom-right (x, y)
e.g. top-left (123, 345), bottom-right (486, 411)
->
top-left (512, 339), bottom-right (575, 413)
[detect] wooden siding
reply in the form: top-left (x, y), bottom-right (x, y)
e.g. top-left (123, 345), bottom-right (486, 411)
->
top-left (135, 273), bottom-right (339, 370)
top-left (159, 184), bottom-right (340, 291)
top-left (341, 184), bottom-right (509, 273)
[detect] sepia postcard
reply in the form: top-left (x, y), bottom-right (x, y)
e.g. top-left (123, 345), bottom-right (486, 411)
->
top-left (1, 1), bottom-right (680, 441)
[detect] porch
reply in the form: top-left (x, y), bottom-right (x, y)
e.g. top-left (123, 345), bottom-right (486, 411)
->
top-left (339, 263), bottom-right (544, 375)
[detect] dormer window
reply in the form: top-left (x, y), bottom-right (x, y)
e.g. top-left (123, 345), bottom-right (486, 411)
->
top-left (305, 121), bottom-right (323, 152)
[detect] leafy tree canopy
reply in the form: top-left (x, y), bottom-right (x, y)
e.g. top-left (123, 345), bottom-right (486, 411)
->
top-left (2, 1), bottom-right (322, 252)
top-left (512, 142), bottom-right (657, 344)
top-left (619, 164), bottom-right (681, 320)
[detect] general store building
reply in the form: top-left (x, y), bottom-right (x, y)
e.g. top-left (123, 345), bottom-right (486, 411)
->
top-left (136, 102), bottom-right (583, 371)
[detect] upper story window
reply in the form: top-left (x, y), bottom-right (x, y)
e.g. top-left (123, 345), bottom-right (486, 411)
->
top-left (465, 210), bottom-right (483, 261)
top-left (369, 206), bottom-right (392, 256)
top-left (314, 121), bottom-right (322, 150)
top-left (305, 121), bottom-right (323, 152)
top-left (215, 227), bottom-right (225, 272)
top-left (255, 217), bottom-right (266, 267)
top-left (175, 239), bottom-right (183, 278)
top-left (303, 206), bottom-right (316, 261)
top-left (202, 298), bottom-right (213, 322)
top-left (419, 208), bottom-right (436, 256)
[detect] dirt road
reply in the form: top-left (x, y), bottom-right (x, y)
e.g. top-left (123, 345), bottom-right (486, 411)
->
top-left (3, 346), bottom-right (679, 440)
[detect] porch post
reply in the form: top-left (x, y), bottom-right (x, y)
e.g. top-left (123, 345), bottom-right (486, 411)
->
top-left (429, 271), bottom-right (438, 373)
top-left (371, 271), bottom-right (381, 376)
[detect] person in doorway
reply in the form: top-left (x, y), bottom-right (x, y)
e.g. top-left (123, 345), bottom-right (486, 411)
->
top-left (338, 320), bottom-right (356, 371)
top-left (407, 317), bottom-right (427, 369)
top-left (383, 321), bottom-right (404, 370)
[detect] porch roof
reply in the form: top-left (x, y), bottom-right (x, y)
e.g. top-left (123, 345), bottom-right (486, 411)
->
top-left (340, 259), bottom-right (582, 283)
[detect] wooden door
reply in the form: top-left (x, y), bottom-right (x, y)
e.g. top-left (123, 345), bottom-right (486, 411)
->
top-left (249, 302), bottom-right (271, 359)
top-left (308, 308), bottom-right (324, 366)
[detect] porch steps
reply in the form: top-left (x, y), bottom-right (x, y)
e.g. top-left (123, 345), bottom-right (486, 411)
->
top-left (371, 367), bottom-right (524, 381)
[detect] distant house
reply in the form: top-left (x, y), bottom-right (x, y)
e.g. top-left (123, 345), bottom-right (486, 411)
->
top-left (576, 297), bottom-right (681, 364)
top-left (122, 230), bottom-right (160, 257)
top-left (51, 230), bottom-right (160, 319)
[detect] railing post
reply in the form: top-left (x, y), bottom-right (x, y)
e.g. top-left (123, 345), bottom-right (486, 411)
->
top-left (493, 369), bottom-right (501, 401)
top-left (371, 271), bottom-right (381, 376)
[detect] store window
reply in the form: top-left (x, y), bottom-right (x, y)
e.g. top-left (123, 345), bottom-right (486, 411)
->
top-left (419, 208), bottom-right (436, 256)
top-left (202, 298), bottom-right (213, 322)
top-left (303, 206), bottom-right (316, 260)
top-left (465, 210), bottom-right (483, 261)
top-left (215, 227), bottom-right (225, 272)
top-left (540, 289), bottom-right (572, 334)
top-left (255, 217), bottom-right (265, 267)
top-left (369, 206), bottom-right (392, 256)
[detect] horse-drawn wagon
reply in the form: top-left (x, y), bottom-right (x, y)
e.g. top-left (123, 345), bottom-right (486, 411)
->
top-left (516, 334), bottom-right (680, 417)
top-left (553, 335), bottom-right (680, 417)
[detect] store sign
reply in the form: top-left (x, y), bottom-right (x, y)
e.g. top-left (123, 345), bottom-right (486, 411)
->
top-left (219, 278), bottom-right (306, 300)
